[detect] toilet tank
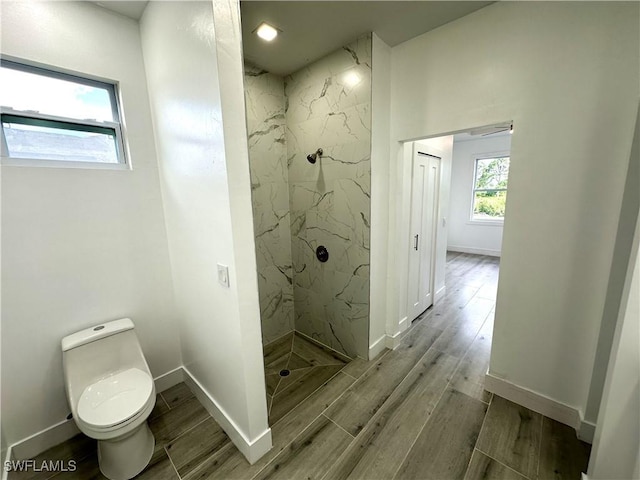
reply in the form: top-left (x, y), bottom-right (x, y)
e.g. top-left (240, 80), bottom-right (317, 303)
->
top-left (62, 318), bottom-right (151, 409)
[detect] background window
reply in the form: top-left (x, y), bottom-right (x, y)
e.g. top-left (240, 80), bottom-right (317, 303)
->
top-left (0, 59), bottom-right (126, 165)
top-left (472, 156), bottom-right (510, 221)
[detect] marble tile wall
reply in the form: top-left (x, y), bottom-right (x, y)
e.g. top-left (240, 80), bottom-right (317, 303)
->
top-left (285, 35), bottom-right (372, 359)
top-left (244, 62), bottom-right (294, 345)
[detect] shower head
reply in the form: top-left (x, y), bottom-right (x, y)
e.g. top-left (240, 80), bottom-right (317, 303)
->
top-left (307, 148), bottom-right (323, 164)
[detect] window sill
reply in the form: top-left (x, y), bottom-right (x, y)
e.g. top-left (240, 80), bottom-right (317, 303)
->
top-left (1, 157), bottom-right (130, 171)
top-left (466, 220), bottom-right (504, 227)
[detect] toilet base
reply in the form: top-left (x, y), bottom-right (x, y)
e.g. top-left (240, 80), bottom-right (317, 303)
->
top-left (97, 421), bottom-right (155, 480)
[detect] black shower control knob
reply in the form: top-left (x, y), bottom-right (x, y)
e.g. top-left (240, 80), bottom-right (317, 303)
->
top-left (316, 246), bottom-right (329, 263)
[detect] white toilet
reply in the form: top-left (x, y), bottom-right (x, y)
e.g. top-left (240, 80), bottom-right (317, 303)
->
top-left (62, 318), bottom-right (156, 480)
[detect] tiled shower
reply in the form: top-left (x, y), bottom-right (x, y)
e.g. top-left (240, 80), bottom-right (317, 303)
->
top-left (244, 35), bottom-right (372, 359)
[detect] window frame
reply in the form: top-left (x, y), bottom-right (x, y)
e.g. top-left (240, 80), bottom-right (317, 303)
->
top-left (0, 58), bottom-right (128, 169)
top-left (468, 152), bottom-right (510, 225)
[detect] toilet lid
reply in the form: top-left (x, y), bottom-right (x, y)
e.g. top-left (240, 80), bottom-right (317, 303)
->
top-left (77, 368), bottom-right (153, 429)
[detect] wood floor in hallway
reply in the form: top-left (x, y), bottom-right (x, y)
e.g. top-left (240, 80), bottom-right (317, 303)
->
top-left (12, 253), bottom-right (590, 480)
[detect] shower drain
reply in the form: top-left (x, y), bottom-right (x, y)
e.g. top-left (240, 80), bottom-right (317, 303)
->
top-left (279, 369), bottom-right (290, 377)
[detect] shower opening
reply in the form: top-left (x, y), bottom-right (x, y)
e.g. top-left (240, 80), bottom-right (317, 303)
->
top-left (242, 31), bottom-right (373, 424)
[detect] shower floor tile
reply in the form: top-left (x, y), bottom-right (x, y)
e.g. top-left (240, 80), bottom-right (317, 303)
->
top-left (263, 333), bottom-right (348, 425)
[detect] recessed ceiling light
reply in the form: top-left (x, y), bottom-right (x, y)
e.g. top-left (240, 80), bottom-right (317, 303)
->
top-left (256, 22), bottom-right (278, 42)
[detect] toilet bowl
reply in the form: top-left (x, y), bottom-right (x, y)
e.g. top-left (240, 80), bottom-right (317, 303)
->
top-left (62, 318), bottom-right (156, 480)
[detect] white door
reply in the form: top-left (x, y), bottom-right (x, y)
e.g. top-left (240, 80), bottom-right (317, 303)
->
top-left (408, 145), bottom-right (441, 321)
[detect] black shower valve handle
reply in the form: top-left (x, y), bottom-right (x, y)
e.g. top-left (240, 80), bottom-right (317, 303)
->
top-left (316, 245), bottom-right (329, 262)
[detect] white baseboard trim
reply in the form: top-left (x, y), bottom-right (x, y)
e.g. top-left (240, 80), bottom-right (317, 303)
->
top-left (385, 316), bottom-right (409, 350)
top-left (448, 245), bottom-right (501, 257)
top-left (399, 316), bottom-right (409, 332)
top-left (368, 335), bottom-right (387, 360)
top-left (154, 366), bottom-right (185, 393)
top-left (485, 372), bottom-right (589, 441)
top-left (385, 333), bottom-right (401, 350)
top-left (8, 366), bottom-right (190, 460)
top-left (578, 419), bottom-right (596, 444)
top-left (10, 417), bottom-right (80, 461)
top-left (435, 285), bottom-right (447, 303)
top-left (182, 366), bottom-right (272, 464)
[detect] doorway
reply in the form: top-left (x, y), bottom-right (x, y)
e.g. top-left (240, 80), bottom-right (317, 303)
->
top-left (403, 122), bottom-right (512, 326)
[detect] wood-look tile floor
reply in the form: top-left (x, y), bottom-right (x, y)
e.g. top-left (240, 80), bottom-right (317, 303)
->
top-left (11, 253), bottom-right (590, 480)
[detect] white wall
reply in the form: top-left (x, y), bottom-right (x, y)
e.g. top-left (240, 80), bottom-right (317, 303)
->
top-left (369, 34), bottom-right (391, 356)
top-left (0, 1), bottom-right (181, 447)
top-left (585, 102), bottom-right (640, 424)
top-left (588, 220), bottom-right (639, 479)
top-left (140, 0), bottom-right (270, 460)
top-left (448, 134), bottom-right (512, 257)
top-left (1, 427), bottom-right (6, 466)
top-left (1, 158), bottom-right (4, 463)
top-left (587, 104), bottom-right (640, 480)
top-left (387, 1), bottom-right (639, 421)
top-left (211, 0), bottom-right (272, 451)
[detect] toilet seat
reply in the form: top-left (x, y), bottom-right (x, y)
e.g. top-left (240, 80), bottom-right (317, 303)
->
top-left (77, 368), bottom-right (153, 431)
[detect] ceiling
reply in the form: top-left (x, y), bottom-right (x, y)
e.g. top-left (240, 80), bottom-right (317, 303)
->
top-left (93, 1), bottom-right (493, 77)
top-left (240, 1), bottom-right (493, 76)
top-left (93, 1), bottom-right (149, 20)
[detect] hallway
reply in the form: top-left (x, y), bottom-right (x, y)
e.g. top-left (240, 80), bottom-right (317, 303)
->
top-left (12, 254), bottom-right (590, 480)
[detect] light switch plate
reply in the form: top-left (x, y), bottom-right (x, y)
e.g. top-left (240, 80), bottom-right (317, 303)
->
top-left (217, 264), bottom-right (230, 288)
